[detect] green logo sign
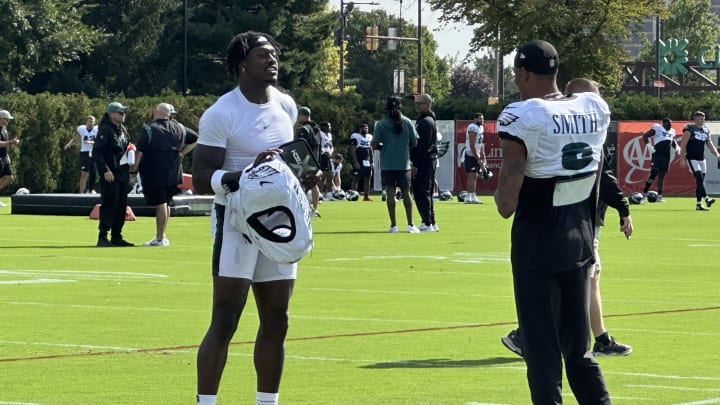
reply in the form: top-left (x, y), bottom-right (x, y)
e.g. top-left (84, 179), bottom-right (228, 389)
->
top-left (658, 39), bottom-right (689, 75)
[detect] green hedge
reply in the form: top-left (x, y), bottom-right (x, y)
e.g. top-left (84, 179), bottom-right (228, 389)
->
top-left (2, 90), bottom-right (719, 194)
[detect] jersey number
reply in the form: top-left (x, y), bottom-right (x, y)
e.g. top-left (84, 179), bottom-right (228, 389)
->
top-left (561, 142), bottom-right (593, 170)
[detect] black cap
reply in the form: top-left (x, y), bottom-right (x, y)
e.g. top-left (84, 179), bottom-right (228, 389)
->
top-left (514, 40), bottom-right (559, 75)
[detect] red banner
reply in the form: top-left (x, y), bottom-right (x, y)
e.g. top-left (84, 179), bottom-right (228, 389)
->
top-left (453, 120), bottom-right (500, 193)
top-left (616, 121), bottom-right (694, 195)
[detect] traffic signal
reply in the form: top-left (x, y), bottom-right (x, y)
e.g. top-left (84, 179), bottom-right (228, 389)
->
top-left (365, 26), bottom-right (379, 50)
top-left (371, 26), bottom-right (379, 50)
top-left (411, 78), bottom-right (424, 94)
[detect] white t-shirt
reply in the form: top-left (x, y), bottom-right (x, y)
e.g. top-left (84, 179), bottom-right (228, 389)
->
top-left (320, 131), bottom-right (333, 154)
top-left (649, 123), bottom-right (676, 145)
top-left (465, 123), bottom-right (484, 156)
top-left (77, 125), bottom-right (98, 153)
top-left (198, 86), bottom-right (297, 205)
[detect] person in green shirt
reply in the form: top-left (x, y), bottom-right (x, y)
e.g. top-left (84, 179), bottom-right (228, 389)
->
top-left (372, 96), bottom-right (420, 233)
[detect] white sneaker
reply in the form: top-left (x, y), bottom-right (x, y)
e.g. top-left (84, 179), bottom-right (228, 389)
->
top-left (387, 225), bottom-right (398, 233)
top-left (464, 199), bottom-right (482, 204)
top-left (431, 223), bottom-right (439, 232)
top-left (144, 238), bottom-right (170, 247)
top-left (407, 224), bottom-right (420, 234)
top-left (419, 223), bottom-right (434, 232)
top-left (311, 210), bottom-right (321, 217)
top-left (325, 192), bottom-right (336, 201)
top-left (0, 201), bottom-right (6, 207)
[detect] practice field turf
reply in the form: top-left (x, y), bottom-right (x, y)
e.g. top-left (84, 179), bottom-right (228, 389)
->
top-left (1, 195), bottom-right (718, 404)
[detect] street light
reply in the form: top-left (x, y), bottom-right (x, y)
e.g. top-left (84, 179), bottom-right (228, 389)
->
top-left (339, 0), bottom-right (378, 94)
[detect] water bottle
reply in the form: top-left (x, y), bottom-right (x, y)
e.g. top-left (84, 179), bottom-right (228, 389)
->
top-left (127, 143), bottom-right (136, 165)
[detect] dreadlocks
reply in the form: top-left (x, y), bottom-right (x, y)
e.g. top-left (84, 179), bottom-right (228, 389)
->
top-left (385, 96), bottom-right (403, 134)
top-left (226, 31), bottom-right (281, 78)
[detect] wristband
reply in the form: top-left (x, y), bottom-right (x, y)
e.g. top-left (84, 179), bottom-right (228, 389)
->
top-left (210, 169), bottom-right (230, 195)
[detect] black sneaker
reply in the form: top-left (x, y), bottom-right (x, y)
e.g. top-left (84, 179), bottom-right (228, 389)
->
top-left (706, 197), bottom-right (715, 208)
top-left (697, 204), bottom-right (708, 211)
top-left (500, 329), bottom-right (523, 357)
top-left (96, 237), bottom-right (113, 247)
top-left (110, 238), bottom-right (135, 247)
top-left (592, 336), bottom-right (632, 357)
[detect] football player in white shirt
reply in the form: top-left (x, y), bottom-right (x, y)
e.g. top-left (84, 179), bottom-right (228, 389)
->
top-left (319, 122), bottom-right (335, 199)
top-left (641, 118), bottom-right (680, 201)
top-left (192, 31), bottom-right (308, 405)
top-left (64, 115), bottom-right (98, 193)
top-left (494, 40), bottom-right (612, 404)
top-left (463, 112), bottom-right (486, 204)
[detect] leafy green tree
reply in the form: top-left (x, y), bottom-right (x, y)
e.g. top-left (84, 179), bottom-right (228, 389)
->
top-left (0, 0), bottom-right (100, 93)
top-left (449, 65), bottom-right (494, 99)
top-left (343, 10), bottom-right (451, 109)
top-left (426, 0), bottom-right (666, 91)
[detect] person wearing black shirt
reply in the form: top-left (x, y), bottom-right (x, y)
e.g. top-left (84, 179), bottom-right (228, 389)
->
top-left (411, 94), bottom-right (438, 232)
top-left (93, 102), bottom-right (134, 247)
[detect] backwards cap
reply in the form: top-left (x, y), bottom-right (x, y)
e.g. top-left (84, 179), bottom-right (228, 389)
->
top-left (514, 40), bottom-right (559, 75)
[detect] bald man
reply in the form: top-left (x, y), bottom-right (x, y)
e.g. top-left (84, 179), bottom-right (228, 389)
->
top-left (133, 102), bottom-right (198, 246)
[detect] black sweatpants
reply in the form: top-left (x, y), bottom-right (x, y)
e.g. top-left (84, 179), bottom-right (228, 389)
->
top-left (513, 267), bottom-right (611, 405)
top-left (98, 179), bottom-right (129, 239)
top-left (411, 159), bottom-right (436, 226)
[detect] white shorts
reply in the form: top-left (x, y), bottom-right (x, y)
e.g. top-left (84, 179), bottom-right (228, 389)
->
top-left (210, 204), bottom-right (297, 282)
top-left (688, 159), bottom-right (707, 174)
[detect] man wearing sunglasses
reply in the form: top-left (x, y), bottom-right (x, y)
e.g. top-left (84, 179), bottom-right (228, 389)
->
top-left (92, 101), bottom-right (134, 247)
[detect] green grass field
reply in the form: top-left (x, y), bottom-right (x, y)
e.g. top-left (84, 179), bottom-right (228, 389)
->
top-left (1, 194), bottom-right (719, 405)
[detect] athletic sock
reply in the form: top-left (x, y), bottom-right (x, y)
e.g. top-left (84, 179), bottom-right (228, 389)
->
top-left (256, 392), bottom-right (279, 405)
top-left (197, 394), bottom-right (217, 405)
top-left (595, 332), bottom-right (611, 345)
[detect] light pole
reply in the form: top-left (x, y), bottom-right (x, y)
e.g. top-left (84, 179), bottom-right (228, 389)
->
top-left (339, 0), bottom-right (378, 94)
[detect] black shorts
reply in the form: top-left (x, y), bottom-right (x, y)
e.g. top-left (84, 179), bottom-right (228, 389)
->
top-left (143, 186), bottom-right (178, 206)
top-left (0, 156), bottom-right (12, 177)
top-left (381, 170), bottom-right (411, 188)
top-left (650, 155), bottom-right (670, 173)
top-left (464, 155), bottom-right (480, 173)
top-left (80, 151), bottom-right (93, 172)
top-left (319, 153), bottom-right (331, 171)
top-left (354, 166), bottom-right (372, 179)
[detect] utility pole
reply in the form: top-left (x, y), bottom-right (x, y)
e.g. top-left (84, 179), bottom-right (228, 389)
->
top-left (417, 0), bottom-right (422, 94)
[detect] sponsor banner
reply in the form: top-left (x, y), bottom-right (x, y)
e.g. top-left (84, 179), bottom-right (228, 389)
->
top-left (453, 120), bottom-right (500, 193)
top-left (617, 121), bottom-right (720, 195)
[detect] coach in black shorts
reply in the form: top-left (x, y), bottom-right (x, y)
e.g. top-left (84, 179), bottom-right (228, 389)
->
top-left (133, 103), bottom-right (198, 246)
